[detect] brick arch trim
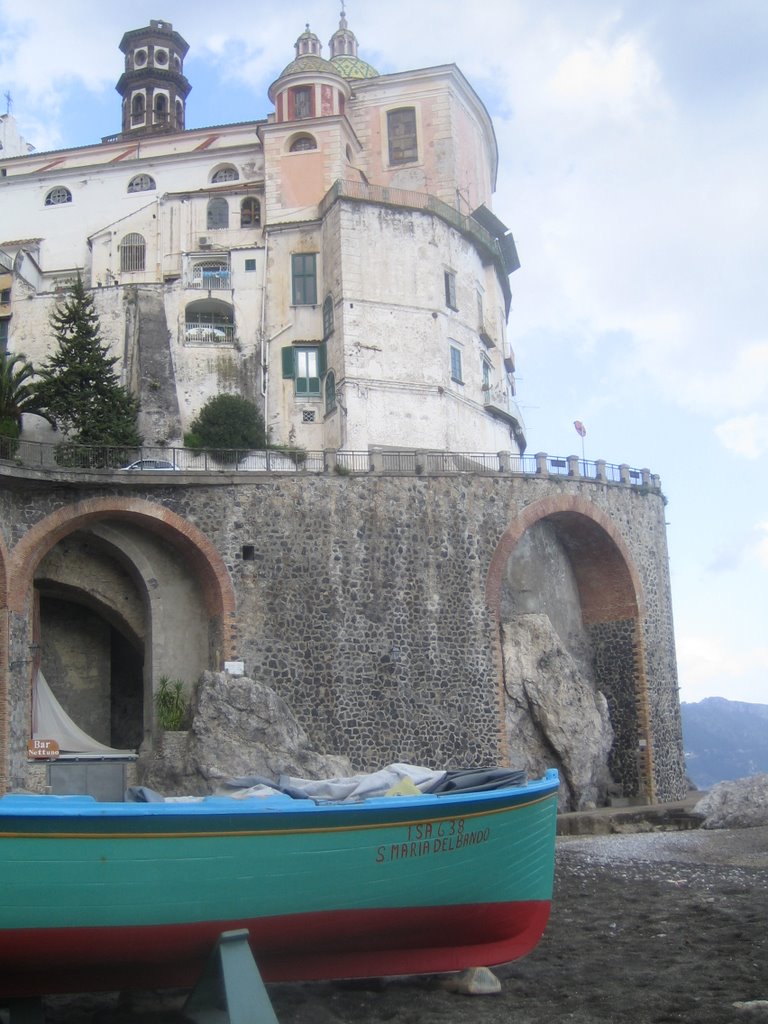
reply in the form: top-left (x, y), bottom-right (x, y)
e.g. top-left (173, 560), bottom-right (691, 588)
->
top-left (6, 497), bottom-right (236, 638)
top-left (0, 530), bottom-right (7, 606)
top-left (485, 494), bottom-right (645, 625)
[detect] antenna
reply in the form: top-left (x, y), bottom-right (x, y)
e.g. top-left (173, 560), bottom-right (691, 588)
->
top-left (3, 91), bottom-right (12, 115)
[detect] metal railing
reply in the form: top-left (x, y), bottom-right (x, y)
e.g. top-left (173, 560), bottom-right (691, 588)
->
top-left (183, 322), bottom-right (235, 345)
top-left (184, 269), bottom-right (231, 290)
top-left (0, 437), bottom-right (661, 490)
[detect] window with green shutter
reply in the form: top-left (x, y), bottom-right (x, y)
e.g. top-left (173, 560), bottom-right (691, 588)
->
top-left (281, 343), bottom-right (326, 396)
top-left (291, 253), bottom-right (318, 305)
top-left (323, 293), bottom-right (334, 337)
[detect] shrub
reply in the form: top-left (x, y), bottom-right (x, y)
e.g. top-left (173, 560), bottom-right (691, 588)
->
top-left (154, 676), bottom-right (190, 731)
top-left (184, 394), bottom-right (266, 462)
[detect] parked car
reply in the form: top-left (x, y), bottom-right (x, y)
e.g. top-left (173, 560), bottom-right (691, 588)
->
top-left (121, 459), bottom-right (180, 471)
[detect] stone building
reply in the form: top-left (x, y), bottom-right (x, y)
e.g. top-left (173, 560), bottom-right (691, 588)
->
top-left (0, 17), bottom-right (687, 809)
top-left (0, 15), bottom-right (522, 455)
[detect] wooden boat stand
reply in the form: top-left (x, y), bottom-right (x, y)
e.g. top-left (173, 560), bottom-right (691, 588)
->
top-left (184, 928), bottom-right (281, 1023)
top-left (1, 930), bottom-right (280, 1024)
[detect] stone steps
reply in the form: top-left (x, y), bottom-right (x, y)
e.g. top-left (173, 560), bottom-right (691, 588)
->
top-left (557, 793), bottom-right (705, 836)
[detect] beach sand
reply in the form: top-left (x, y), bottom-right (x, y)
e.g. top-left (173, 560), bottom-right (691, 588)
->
top-left (37, 825), bottom-right (768, 1023)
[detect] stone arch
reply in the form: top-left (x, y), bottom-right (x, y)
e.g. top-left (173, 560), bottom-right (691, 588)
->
top-left (0, 531), bottom-right (8, 607)
top-left (486, 495), bottom-right (643, 619)
top-left (8, 497), bottom-right (235, 624)
top-left (486, 494), bottom-right (653, 806)
top-left (4, 498), bottom-right (236, 789)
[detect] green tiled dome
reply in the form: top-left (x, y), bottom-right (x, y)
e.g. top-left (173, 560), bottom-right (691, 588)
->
top-left (331, 54), bottom-right (379, 80)
top-left (279, 54), bottom-right (340, 78)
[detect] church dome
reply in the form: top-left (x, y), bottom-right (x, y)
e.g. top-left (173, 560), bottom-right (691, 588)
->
top-left (278, 53), bottom-right (341, 78)
top-left (330, 54), bottom-right (379, 80)
top-left (328, 8), bottom-right (378, 80)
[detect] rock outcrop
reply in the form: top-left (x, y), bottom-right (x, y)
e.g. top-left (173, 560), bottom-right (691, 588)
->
top-left (694, 773), bottom-right (768, 829)
top-left (502, 613), bottom-right (614, 811)
top-left (140, 671), bottom-right (351, 795)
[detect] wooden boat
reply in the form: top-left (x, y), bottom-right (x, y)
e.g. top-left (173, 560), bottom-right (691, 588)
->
top-left (0, 767), bottom-right (559, 998)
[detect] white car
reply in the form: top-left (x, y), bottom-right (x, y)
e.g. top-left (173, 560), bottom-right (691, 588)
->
top-left (121, 459), bottom-right (181, 471)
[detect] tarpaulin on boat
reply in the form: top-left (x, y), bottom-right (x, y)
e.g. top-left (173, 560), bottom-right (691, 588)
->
top-left (32, 670), bottom-right (134, 756)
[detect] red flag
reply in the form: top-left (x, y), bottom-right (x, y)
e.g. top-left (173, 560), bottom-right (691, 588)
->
top-left (574, 420), bottom-right (586, 438)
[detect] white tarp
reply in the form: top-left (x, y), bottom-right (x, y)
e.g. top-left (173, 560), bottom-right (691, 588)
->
top-left (33, 670), bottom-right (134, 756)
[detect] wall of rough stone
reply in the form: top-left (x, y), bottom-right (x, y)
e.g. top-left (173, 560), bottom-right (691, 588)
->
top-left (0, 468), bottom-right (687, 803)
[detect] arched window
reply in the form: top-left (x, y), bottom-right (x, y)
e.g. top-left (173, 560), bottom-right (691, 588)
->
top-left (119, 233), bottom-right (146, 272)
top-left (154, 93), bottom-right (168, 122)
top-left (240, 197), bottom-right (261, 227)
top-left (184, 299), bottom-right (234, 345)
top-left (191, 259), bottom-right (230, 290)
top-left (175, 99), bottom-right (184, 130)
top-left (323, 294), bottom-right (334, 337)
top-left (207, 197), bottom-right (229, 229)
top-left (290, 135), bottom-right (317, 152)
top-left (127, 174), bottom-right (156, 193)
top-left (211, 166), bottom-right (239, 183)
top-left (45, 186), bottom-right (72, 206)
top-left (292, 87), bottom-right (312, 119)
top-left (131, 93), bottom-right (145, 123)
top-left (325, 370), bottom-right (336, 414)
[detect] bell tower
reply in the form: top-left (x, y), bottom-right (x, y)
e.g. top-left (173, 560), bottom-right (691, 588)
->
top-left (116, 19), bottom-right (191, 138)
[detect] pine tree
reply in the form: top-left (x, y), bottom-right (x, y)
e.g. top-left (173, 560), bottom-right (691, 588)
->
top-left (36, 276), bottom-right (141, 448)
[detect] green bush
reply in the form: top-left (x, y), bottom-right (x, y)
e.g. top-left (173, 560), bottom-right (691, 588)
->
top-left (154, 676), bottom-right (190, 731)
top-left (184, 394), bottom-right (266, 462)
top-left (0, 417), bottom-right (20, 458)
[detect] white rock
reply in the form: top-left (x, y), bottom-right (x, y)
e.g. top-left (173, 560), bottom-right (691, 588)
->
top-left (438, 967), bottom-right (502, 995)
top-left (694, 774), bottom-right (768, 829)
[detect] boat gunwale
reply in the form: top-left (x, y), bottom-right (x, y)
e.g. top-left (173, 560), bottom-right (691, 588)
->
top-left (0, 770), bottom-right (559, 836)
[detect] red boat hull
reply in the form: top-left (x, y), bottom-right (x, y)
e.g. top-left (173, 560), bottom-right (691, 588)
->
top-left (0, 900), bottom-right (550, 997)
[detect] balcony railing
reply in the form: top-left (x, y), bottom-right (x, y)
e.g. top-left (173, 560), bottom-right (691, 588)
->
top-left (184, 265), bottom-right (231, 290)
top-left (0, 437), bottom-right (661, 490)
top-left (183, 322), bottom-right (234, 345)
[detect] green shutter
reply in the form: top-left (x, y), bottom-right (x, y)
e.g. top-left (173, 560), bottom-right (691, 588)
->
top-left (282, 346), bottom-right (295, 378)
top-left (318, 341), bottom-right (327, 377)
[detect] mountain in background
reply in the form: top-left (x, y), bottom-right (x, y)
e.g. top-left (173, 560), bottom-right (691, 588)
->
top-left (681, 697), bottom-right (768, 789)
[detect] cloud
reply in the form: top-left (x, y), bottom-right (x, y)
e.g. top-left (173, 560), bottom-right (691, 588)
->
top-left (676, 631), bottom-right (768, 704)
top-left (715, 413), bottom-right (768, 459)
top-left (755, 523), bottom-right (768, 570)
top-left (546, 34), bottom-right (667, 122)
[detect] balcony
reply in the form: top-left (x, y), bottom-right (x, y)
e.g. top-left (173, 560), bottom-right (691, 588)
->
top-left (184, 258), bottom-right (231, 291)
top-left (184, 321), bottom-right (234, 346)
top-left (483, 383), bottom-right (517, 418)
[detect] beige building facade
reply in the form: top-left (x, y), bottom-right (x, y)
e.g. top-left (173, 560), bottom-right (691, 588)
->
top-left (0, 15), bottom-right (523, 457)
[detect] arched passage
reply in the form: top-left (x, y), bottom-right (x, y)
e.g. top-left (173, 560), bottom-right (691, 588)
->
top-left (4, 498), bottom-right (236, 791)
top-left (486, 495), bottom-right (654, 807)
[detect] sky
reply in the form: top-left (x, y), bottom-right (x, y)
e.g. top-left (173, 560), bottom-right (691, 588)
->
top-left (1, 0), bottom-right (766, 706)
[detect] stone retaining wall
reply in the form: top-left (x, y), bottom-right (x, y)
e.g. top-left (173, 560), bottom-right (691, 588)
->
top-left (0, 469), bottom-right (687, 803)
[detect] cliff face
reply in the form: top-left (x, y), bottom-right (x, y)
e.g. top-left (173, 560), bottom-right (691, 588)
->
top-left (502, 613), bottom-right (613, 810)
